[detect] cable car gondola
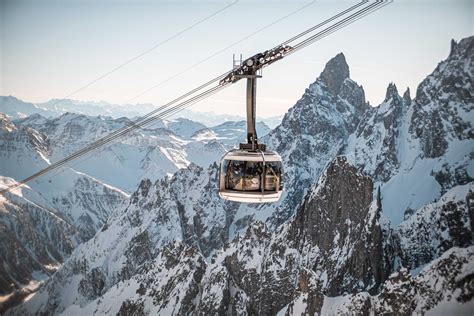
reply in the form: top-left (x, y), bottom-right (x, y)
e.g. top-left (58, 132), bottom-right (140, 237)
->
top-left (218, 55), bottom-right (284, 203)
top-left (219, 149), bottom-right (283, 203)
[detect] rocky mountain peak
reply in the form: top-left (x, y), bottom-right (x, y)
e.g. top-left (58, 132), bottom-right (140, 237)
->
top-left (411, 35), bottom-right (473, 159)
top-left (449, 39), bottom-right (458, 57)
top-left (320, 52), bottom-right (350, 95)
top-left (446, 37), bottom-right (473, 59)
top-left (385, 82), bottom-right (399, 102)
top-left (403, 87), bottom-right (412, 105)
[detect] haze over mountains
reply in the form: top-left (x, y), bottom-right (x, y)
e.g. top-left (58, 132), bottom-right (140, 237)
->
top-left (0, 96), bottom-right (283, 129)
top-left (0, 36), bottom-right (473, 314)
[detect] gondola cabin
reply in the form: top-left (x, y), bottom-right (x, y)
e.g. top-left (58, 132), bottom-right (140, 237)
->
top-left (219, 149), bottom-right (283, 203)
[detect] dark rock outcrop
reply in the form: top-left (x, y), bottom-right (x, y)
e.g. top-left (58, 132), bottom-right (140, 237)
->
top-left (320, 53), bottom-right (350, 96)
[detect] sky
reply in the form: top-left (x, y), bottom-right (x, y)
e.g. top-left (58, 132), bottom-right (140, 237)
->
top-left (0, 0), bottom-right (472, 118)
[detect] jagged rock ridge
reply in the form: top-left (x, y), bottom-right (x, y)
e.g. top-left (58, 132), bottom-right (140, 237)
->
top-left (11, 156), bottom-right (473, 315)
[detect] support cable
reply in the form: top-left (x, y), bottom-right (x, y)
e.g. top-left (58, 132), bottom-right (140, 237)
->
top-left (42, 0), bottom-right (238, 109)
top-left (126, 0), bottom-right (317, 103)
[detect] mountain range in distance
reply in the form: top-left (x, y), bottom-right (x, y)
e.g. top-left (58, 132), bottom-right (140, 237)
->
top-left (0, 96), bottom-right (284, 129)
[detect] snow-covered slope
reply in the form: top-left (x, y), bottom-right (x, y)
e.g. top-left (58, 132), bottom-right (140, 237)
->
top-left (346, 36), bottom-right (473, 224)
top-left (0, 114), bottom-right (129, 238)
top-left (0, 115), bottom-right (128, 297)
top-left (396, 183), bottom-right (473, 272)
top-left (0, 176), bottom-right (80, 296)
top-left (164, 117), bottom-right (206, 138)
top-left (0, 113), bottom-right (51, 180)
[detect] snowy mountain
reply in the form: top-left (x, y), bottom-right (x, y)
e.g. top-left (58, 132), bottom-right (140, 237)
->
top-left (260, 52), bottom-right (369, 227)
top-left (0, 97), bottom-right (157, 120)
top-left (171, 109), bottom-right (244, 127)
top-left (0, 114), bottom-right (128, 239)
top-left (13, 113), bottom-right (226, 192)
top-left (0, 96), bottom-right (58, 119)
top-left (191, 120), bottom-right (271, 146)
top-left (261, 115), bottom-right (284, 129)
top-left (0, 114), bottom-right (128, 300)
top-left (175, 109), bottom-right (282, 129)
top-left (163, 118), bottom-right (206, 138)
top-left (1, 96), bottom-right (260, 128)
top-left (38, 99), bottom-right (156, 119)
top-left (346, 37), bottom-right (473, 224)
top-left (3, 36), bottom-right (474, 314)
top-left (0, 176), bottom-right (80, 297)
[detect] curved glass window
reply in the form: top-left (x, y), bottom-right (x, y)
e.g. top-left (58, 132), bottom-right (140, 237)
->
top-left (222, 160), bottom-right (283, 192)
top-left (265, 161), bottom-right (283, 191)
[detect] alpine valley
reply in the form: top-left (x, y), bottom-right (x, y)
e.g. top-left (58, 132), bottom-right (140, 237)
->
top-left (1, 36), bottom-right (473, 315)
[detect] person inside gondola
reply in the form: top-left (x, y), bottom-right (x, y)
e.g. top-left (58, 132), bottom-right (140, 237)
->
top-left (226, 161), bottom-right (245, 190)
top-left (243, 162), bottom-right (261, 191)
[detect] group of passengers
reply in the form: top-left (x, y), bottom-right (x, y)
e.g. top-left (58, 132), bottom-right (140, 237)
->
top-left (225, 161), bottom-right (279, 191)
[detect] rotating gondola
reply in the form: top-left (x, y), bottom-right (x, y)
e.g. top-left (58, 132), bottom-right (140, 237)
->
top-left (218, 55), bottom-right (284, 203)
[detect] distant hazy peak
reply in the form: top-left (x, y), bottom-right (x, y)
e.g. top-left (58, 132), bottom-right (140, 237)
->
top-left (320, 52), bottom-right (350, 95)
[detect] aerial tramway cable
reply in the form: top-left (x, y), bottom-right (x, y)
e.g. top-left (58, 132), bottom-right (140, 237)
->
top-left (41, 1), bottom-right (239, 111)
top-left (127, 0), bottom-right (318, 103)
top-left (0, 0), bottom-right (391, 196)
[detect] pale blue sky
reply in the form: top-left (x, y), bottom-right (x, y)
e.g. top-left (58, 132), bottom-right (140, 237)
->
top-left (1, 0), bottom-right (472, 117)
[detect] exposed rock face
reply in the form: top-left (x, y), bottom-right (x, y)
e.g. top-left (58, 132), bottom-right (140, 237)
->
top-left (410, 36), bottom-right (473, 159)
top-left (262, 52), bottom-right (368, 228)
top-left (289, 157), bottom-right (391, 295)
top-left (320, 53), bottom-right (351, 96)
